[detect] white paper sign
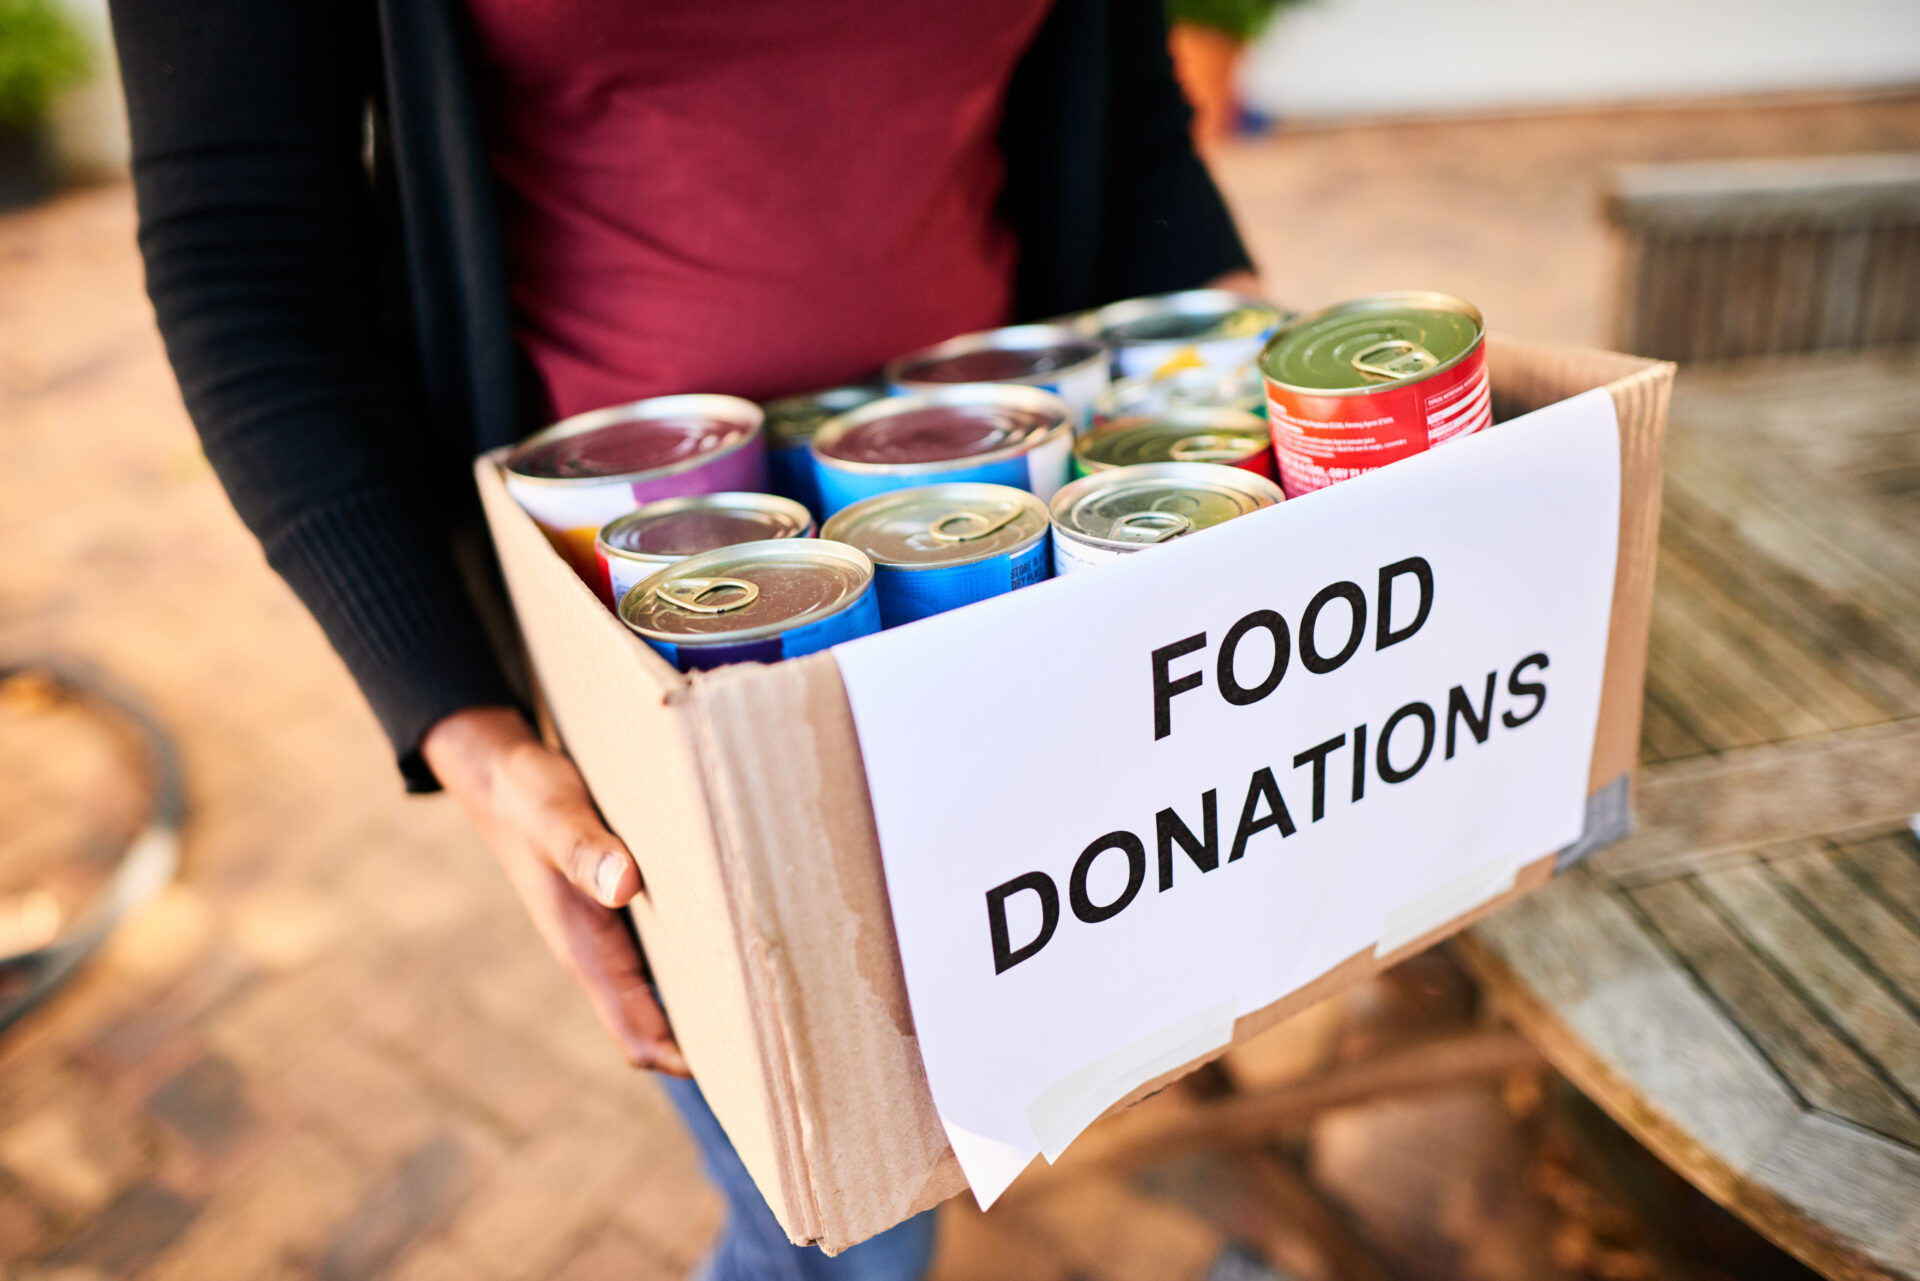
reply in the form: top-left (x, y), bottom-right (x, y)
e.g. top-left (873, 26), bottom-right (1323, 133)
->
top-left (832, 389), bottom-right (1622, 1206)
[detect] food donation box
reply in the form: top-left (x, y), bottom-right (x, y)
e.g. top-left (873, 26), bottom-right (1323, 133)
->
top-left (475, 335), bottom-right (1673, 1251)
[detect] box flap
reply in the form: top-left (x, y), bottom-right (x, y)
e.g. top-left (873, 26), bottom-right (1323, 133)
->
top-left (474, 454), bottom-right (817, 1224)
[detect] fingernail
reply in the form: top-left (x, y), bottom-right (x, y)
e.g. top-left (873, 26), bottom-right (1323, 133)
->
top-left (595, 852), bottom-right (627, 903)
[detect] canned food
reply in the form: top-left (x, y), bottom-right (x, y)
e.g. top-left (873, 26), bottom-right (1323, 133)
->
top-left (1094, 365), bottom-right (1267, 424)
top-left (1259, 291), bottom-right (1490, 499)
top-left (810, 384), bottom-right (1074, 517)
top-left (1079, 290), bottom-right (1288, 382)
top-left (821, 484), bottom-right (1050, 628)
top-left (1049, 462), bottom-right (1283, 575)
top-left (595, 492), bottom-right (814, 609)
top-left (760, 383), bottom-right (886, 518)
top-left (504, 394), bottom-right (767, 578)
top-left (1073, 410), bottom-right (1276, 482)
top-left (885, 324), bottom-right (1108, 431)
top-left (618, 540), bottom-right (879, 671)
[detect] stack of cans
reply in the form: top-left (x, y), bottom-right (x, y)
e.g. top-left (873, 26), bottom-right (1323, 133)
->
top-left (503, 285), bottom-right (1483, 670)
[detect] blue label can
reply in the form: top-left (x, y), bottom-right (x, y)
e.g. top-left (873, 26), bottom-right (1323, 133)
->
top-left (760, 383), bottom-right (886, 519)
top-left (821, 483), bottom-right (1051, 628)
top-left (885, 323), bottom-right (1109, 433)
top-left (618, 540), bottom-right (880, 671)
top-left (810, 384), bottom-right (1074, 518)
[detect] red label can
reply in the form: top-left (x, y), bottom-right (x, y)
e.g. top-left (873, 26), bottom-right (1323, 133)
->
top-left (1260, 292), bottom-right (1490, 499)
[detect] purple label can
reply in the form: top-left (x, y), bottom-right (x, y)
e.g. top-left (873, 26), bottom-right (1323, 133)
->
top-left (504, 394), bottom-right (767, 580)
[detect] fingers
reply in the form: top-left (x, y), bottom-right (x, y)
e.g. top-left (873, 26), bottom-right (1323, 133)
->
top-left (497, 743), bottom-right (640, 908)
top-left (529, 864), bottom-right (691, 1076)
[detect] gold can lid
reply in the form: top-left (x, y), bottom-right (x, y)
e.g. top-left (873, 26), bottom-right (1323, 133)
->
top-left (1076, 410), bottom-right (1270, 472)
top-left (618, 540), bottom-right (872, 643)
top-left (821, 484), bottom-right (1047, 568)
top-left (1050, 463), bottom-right (1282, 549)
top-left (1259, 291), bottom-right (1484, 394)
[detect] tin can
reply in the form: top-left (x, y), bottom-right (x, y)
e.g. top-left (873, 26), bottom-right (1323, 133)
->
top-left (504, 394), bottom-right (767, 579)
top-left (618, 540), bottom-right (879, 671)
top-left (1073, 410), bottom-right (1276, 482)
top-left (759, 383), bottom-right (886, 519)
top-left (1049, 462), bottom-right (1283, 575)
top-left (810, 384), bottom-right (1074, 517)
top-left (1079, 290), bottom-right (1288, 383)
top-left (595, 492), bottom-right (814, 609)
top-left (821, 484), bottom-right (1050, 628)
top-left (1094, 365), bottom-right (1267, 425)
top-left (1259, 291), bottom-right (1490, 499)
top-left (885, 324), bottom-right (1108, 432)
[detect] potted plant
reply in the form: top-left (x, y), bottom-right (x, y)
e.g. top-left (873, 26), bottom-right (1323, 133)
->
top-left (0, 0), bottom-right (90, 211)
top-left (1165, 0), bottom-right (1296, 147)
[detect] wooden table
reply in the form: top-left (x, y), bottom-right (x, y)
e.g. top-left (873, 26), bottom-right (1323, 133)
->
top-left (1464, 346), bottom-right (1920, 1281)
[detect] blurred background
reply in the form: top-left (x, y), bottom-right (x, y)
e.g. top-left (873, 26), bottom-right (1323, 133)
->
top-left (3, 1), bottom-right (1919, 1278)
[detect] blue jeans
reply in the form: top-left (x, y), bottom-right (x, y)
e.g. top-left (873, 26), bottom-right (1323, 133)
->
top-left (658, 1073), bottom-right (939, 1281)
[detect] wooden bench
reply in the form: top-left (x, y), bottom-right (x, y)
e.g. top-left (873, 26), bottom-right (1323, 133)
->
top-left (1608, 154), bottom-right (1920, 361)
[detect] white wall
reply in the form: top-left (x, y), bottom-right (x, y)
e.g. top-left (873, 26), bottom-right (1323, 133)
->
top-left (1241, 0), bottom-right (1920, 120)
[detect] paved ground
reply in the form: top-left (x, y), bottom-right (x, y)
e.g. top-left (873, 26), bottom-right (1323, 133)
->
top-left (3, 90), bottom-right (1918, 1281)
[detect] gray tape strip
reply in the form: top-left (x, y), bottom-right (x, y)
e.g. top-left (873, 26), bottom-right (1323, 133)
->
top-left (1555, 773), bottom-right (1633, 871)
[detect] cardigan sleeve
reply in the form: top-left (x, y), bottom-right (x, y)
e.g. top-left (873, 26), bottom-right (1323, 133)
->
top-left (108, 0), bottom-right (519, 791)
top-left (1097, 0), bottom-right (1255, 297)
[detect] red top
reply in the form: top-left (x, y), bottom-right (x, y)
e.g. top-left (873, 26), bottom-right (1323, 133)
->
top-left (465, 0), bottom-right (1052, 420)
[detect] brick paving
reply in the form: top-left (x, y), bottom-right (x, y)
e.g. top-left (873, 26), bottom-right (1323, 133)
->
top-left (2, 90), bottom-right (1918, 1281)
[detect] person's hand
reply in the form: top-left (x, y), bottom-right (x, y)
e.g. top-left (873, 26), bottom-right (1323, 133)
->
top-left (422, 705), bottom-right (690, 1075)
top-left (1208, 268), bottom-right (1264, 299)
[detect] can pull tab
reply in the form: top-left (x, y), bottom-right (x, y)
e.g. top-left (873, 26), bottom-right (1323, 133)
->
top-left (1351, 339), bottom-right (1438, 381)
top-left (1168, 434), bottom-right (1250, 464)
top-left (929, 507), bottom-right (1020, 543)
top-left (655, 576), bottom-right (759, 615)
top-left (1112, 511), bottom-right (1192, 545)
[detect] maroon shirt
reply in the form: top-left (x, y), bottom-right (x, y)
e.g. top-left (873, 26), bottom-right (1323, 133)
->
top-left (466, 0), bottom-right (1053, 419)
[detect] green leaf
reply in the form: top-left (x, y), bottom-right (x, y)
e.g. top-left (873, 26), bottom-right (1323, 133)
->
top-left (0, 0), bottom-right (92, 129)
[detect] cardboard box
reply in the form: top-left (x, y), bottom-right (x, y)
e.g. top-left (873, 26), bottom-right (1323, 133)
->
top-left (475, 335), bottom-right (1673, 1251)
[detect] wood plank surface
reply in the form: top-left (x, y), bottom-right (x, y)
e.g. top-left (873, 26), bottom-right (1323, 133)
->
top-left (1469, 348), bottom-right (1920, 1280)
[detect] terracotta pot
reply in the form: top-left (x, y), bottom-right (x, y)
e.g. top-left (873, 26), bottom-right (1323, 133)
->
top-left (1168, 21), bottom-right (1245, 148)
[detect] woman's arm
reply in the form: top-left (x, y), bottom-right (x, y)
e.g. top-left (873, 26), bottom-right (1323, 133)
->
top-left (1099, 0), bottom-right (1256, 298)
top-left (109, 0), bottom-right (514, 789)
top-left (109, 0), bottom-right (684, 1072)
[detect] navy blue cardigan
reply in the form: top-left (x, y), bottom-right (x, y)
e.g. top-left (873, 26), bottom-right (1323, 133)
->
top-left (107, 0), bottom-right (1253, 788)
